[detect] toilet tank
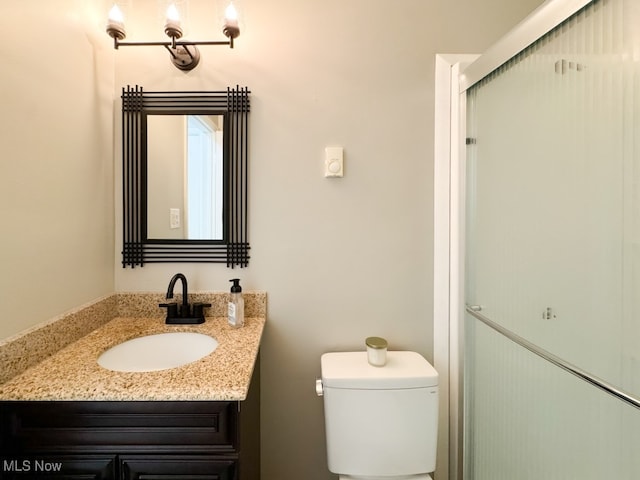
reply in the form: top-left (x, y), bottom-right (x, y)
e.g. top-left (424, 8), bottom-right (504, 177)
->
top-left (320, 351), bottom-right (439, 477)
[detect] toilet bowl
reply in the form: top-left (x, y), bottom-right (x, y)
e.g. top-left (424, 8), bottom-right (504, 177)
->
top-left (318, 351), bottom-right (439, 480)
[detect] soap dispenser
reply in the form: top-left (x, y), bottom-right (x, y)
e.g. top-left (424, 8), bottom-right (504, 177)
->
top-left (228, 278), bottom-right (245, 328)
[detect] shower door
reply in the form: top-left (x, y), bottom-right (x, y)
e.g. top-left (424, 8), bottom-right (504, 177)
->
top-left (462, 0), bottom-right (640, 478)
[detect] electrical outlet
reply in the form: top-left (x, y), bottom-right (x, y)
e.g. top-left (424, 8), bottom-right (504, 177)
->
top-left (170, 208), bottom-right (180, 229)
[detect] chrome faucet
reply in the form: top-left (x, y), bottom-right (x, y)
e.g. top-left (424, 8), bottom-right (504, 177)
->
top-left (159, 273), bottom-right (211, 324)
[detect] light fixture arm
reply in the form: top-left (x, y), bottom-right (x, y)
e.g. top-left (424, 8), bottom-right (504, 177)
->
top-left (112, 38), bottom-right (233, 49)
top-left (109, 37), bottom-right (234, 71)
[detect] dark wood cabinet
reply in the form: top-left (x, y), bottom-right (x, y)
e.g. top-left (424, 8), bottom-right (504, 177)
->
top-left (120, 455), bottom-right (237, 480)
top-left (0, 364), bottom-right (260, 479)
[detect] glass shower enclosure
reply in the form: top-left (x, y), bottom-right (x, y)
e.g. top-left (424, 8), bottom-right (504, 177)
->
top-left (462, 0), bottom-right (640, 478)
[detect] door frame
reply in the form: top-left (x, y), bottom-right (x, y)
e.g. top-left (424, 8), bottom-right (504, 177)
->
top-left (434, 54), bottom-right (476, 480)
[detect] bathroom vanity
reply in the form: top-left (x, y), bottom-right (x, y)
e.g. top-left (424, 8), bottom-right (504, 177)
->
top-left (0, 377), bottom-right (259, 479)
top-left (0, 311), bottom-right (264, 480)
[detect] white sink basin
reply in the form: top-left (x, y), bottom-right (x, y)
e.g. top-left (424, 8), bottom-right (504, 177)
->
top-left (98, 332), bottom-right (218, 372)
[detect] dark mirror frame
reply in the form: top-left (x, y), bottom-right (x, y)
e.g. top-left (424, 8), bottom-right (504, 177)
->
top-left (121, 85), bottom-right (250, 268)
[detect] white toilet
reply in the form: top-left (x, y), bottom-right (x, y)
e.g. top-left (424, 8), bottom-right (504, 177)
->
top-left (317, 350), bottom-right (438, 480)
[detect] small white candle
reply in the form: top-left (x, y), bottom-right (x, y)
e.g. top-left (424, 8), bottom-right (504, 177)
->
top-left (366, 337), bottom-right (388, 367)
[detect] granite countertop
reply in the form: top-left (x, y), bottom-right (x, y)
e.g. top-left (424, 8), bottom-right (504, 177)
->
top-left (0, 316), bottom-right (264, 401)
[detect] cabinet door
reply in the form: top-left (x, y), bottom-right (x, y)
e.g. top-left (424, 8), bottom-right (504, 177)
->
top-left (0, 455), bottom-right (115, 479)
top-left (120, 455), bottom-right (237, 480)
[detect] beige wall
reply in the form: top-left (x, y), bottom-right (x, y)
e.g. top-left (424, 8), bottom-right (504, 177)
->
top-left (0, 1), bottom-right (115, 340)
top-left (147, 115), bottom-right (186, 239)
top-left (1, 0), bottom-right (542, 478)
top-left (112, 1), bottom-right (543, 478)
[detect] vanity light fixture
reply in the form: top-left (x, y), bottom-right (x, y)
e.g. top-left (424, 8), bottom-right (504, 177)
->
top-left (106, 2), bottom-right (240, 71)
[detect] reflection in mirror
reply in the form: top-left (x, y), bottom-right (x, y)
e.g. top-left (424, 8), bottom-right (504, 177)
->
top-left (147, 115), bottom-right (224, 240)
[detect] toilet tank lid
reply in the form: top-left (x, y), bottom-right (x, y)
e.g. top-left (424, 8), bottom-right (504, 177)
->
top-left (321, 351), bottom-right (438, 389)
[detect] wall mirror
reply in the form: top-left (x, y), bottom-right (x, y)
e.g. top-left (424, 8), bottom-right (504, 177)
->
top-left (121, 85), bottom-right (250, 268)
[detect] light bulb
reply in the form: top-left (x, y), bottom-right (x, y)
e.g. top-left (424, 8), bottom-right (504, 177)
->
top-left (225, 2), bottom-right (238, 23)
top-left (108, 4), bottom-right (124, 23)
top-left (166, 3), bottom-right (181, 24)
top-left (106, 4), bottom-right (126, 40)
top-left (165, 3), bottom-right (183, 39)
top-left (223, 1), bottom-right (240, 38)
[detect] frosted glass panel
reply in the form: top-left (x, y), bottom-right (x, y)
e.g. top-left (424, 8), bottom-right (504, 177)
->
top-left (464, 0), bottom-right (640, 477)
top-left (466, 0), bottom-right (640, 399)
top-left (465, 314), bottom-right (639, 479)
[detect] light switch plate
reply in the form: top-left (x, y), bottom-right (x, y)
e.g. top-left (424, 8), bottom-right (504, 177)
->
top-left (324, 146), bottom-right (344, 177)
